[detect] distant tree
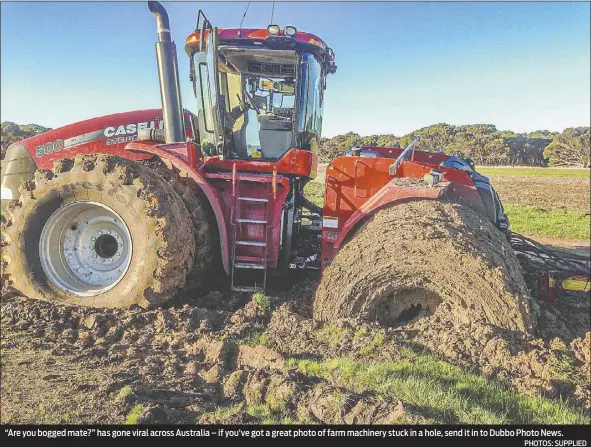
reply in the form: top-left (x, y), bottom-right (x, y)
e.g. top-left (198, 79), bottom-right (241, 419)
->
top-left (1, 121), bottom-right (51, 159)
top-left (318, 123), bottom-right (562, 166)
top-left (544, 127), bottom-right (591, 167)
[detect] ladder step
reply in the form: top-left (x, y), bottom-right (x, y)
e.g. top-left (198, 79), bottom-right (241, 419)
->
top-left (233, 286), bottom-right (265, 293)
top-left (235, 240), bottom-right (266, 247)
top-left (236, 218), bottom-right (267, 224)
top-left (233, 262), bottom-right (266, 270)
top-left (238, 197), bottom-right (268, 203)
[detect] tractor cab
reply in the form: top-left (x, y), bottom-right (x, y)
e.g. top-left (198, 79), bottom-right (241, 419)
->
top-left (184, 14), bottom-right (336, 160)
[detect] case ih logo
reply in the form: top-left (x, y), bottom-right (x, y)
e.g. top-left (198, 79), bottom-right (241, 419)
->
top-left (35, 119), bottom-right (163, 157)
top-left (104, 120), bottom-right (164, 145)
top-left (104, 120), bottom-right (164, 138)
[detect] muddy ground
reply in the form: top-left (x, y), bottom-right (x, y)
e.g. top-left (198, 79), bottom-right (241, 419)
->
top-left (1, 271), bottom-right (589, 424)
top-left (489, 176), bottom-right (590, 212)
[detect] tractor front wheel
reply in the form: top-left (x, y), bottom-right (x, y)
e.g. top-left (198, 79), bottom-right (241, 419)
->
top-left (313, 200), bottom-right (536, 333)
top-left (1, 154), bottom-right (195, 308)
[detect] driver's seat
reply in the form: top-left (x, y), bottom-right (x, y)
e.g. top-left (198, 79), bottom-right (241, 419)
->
top-left (258, 114), bottom-right (292, 158)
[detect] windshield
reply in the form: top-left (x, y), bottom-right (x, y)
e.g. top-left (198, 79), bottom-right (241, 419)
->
top-left (193, 46), bottom-right (324, 159)
top-left (229, 74), bottom-right (296, 158)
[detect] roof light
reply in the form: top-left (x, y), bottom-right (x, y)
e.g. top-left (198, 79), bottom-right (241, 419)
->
top-left (284, 26), bottom-right (297, 37)
top-left (267, 24), bottom-right (280, 35)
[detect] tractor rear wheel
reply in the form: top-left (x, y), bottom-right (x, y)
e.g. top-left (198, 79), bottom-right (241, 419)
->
top-left (314, 200), bottom-right (536, 334)
top-left (145, 158), bottom-right (217, 293)
top-left (1, 154), bottom-right (195, 308)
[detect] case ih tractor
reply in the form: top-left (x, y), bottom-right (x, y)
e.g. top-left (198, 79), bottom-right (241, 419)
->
top-left (1, 2), bottom-right (588, 329)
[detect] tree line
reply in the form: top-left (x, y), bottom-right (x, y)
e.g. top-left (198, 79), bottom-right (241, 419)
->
top-left (1, 122), bottom-right (51, 159)
top-left (319, 124), bottom-right (590, 167)
top-left (2, 120), bottom-right (589, 167)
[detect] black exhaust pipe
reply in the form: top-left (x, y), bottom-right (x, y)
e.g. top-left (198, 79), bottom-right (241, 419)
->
top-left (148, 1), bottom-right (184, 144)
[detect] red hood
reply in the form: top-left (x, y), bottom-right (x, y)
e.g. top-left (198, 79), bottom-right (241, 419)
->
top-left (11, 109), bottom-right (196, 170)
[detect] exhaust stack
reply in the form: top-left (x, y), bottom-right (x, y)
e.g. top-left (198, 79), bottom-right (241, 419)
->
top-left (148, 1), bottom-right (184, 144)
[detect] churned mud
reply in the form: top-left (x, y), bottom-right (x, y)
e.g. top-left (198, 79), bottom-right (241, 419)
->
top-left (1, 273), bottom-right (589, 423)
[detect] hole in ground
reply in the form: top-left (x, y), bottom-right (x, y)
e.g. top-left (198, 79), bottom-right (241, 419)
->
top-left (396, 303), bottom-right (423, 323)
top-left (376, 287), bottom-right (442, 327)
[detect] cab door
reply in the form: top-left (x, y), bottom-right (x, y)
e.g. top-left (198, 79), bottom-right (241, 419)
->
top-left (193, 24), bottom-right (225, 155)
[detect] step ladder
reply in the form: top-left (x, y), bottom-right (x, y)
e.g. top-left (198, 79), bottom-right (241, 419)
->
top-left (230, 164), bottom-right (272, 293)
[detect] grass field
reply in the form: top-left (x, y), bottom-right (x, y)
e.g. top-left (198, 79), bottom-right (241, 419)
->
top-left (478, 167), bottom-right (590, 179)
top-left (292, 353), bottom-right (588, 424)
top-left (503, 205), bottom-right (590, 240)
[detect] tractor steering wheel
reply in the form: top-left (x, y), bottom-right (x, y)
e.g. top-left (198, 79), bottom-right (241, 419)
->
top-left (243, 90), bottom-right (261, 114)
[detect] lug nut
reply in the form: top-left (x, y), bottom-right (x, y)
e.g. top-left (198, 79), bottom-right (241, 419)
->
top-left (91, 237), bottom-right (96, 241)
top-left (99, 231), bottom-right (103, 235)
top-left (117, 252), bottom-right (120, 256)
top-left (108, 230), bottom-right (112, 234)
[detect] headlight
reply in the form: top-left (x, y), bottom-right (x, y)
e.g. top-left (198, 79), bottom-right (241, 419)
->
top-left (267, 24), bottom-right (280, 35)
top-left (284, 26), bottom-right (297, 36)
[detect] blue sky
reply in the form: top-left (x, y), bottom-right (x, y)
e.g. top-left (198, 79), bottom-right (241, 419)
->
top-left (1, 1), bottom-right (589, 137)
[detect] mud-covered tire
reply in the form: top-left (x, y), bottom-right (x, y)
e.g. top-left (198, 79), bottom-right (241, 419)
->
top-left (314, 200), bottom-right (536, 333)
top-left (145, 159), bottom-right (217, 292)
top-left (1, 154), bottom-right (195, 308)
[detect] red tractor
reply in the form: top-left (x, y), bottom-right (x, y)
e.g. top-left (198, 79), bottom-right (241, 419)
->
top-left (1, 2), bottom-right (588, 327)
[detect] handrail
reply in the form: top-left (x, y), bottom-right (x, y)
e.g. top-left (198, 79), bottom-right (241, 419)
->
top-left (389, 136), bottom-right (420, 176)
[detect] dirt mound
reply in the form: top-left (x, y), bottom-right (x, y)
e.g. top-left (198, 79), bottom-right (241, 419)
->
top-left (315, 200), bottom-right (535, 333)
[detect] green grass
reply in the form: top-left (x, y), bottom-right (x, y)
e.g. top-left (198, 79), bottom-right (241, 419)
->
top-left (241, 332), bottom-right (275, 348)
top-left (252, 292), bottom-right (271, 315)
top-left (247, 404), bottom-right (298, 424)
top-left (478, 167), bottom-right (590, 178)
top-left (293, 354), bottom-right (588, 424)
top-left (314, 324), bottom-right (352, 348)
top-left (117, 386), bottom-right (134, 401)
top-left (504, 204), bottom-right (590, 240)
top-left (212, 403), bottom-right (244, 421)
top-left (124, 404), bottom-right (143, 424)
top-left (359, 332), bottom-right (387, 356)
top-left (304, 182), bottom-right (325, 207)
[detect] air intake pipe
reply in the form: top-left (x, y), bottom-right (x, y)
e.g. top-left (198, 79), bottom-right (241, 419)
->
top-left (148, 1), bottom-right (184, 144)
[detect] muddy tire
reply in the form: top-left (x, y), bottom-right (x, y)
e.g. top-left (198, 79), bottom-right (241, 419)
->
top-left (145, 159), bottom-right (217, 293)
top-left (314, 200), bottom-right (535, 333)
top-left (1, 154), bottom-right (195, 308)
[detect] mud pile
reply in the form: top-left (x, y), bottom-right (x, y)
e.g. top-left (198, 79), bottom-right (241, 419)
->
top-left (315, 200), bottom-right (536, 333)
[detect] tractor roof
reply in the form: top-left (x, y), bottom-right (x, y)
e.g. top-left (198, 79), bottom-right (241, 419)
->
top-left (185, 27), bottom-right (334, 61)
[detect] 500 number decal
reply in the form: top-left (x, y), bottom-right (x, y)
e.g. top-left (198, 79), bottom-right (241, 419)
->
top-left (36, 140), bottom-right (64, 158)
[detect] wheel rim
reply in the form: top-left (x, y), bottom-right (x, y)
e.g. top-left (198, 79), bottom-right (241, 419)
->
top-left (39, 201), bottom-right (133, 296)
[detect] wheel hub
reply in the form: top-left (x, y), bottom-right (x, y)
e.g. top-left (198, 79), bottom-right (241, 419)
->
top-left (39, 201), bottom-right (133, 296)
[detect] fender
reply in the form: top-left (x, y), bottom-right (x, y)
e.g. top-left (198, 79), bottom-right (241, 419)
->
top-left (125, 141), bottom-right (231, 274)
top-left (1, 108), bottom-right (197, 210)
top-left (333, 179), bottom-right (486, 251)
